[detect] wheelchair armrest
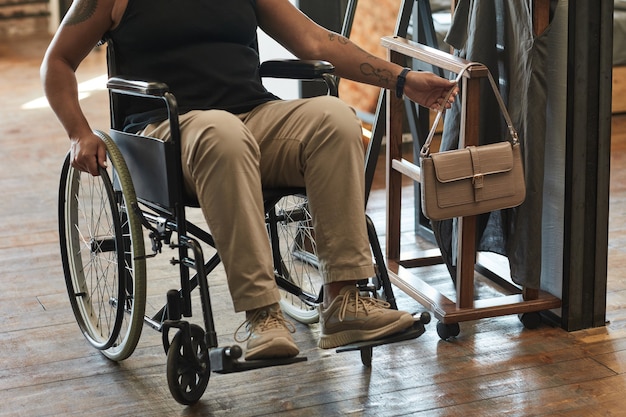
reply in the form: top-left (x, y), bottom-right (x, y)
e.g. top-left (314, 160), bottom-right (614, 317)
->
top-left (107, 75), bottom-right (180, 146)
top-left (107, 76), bottom-right (170, 98)
top-left (259, 59), bottom-right (334, 80)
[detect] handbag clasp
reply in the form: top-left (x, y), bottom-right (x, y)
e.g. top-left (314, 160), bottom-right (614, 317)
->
top-left (472, 173), bottom-right (484, 188)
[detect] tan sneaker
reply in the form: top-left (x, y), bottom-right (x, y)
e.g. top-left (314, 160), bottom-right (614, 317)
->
top-left (318, 286), bottom-right (415, 349)
top-left (235, 303), bottom-right (299, 360)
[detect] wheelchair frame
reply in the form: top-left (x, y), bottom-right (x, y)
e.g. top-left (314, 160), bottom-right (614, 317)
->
top-left (57, 39), bottom-right (429, 405)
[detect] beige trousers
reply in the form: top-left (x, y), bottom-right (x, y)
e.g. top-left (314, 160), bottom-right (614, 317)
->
top-left (141, 95), bottom-right (375, 312)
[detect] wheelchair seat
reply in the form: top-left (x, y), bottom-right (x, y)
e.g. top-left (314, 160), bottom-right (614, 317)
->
top-left (104, 35), bottom-right (332, 214)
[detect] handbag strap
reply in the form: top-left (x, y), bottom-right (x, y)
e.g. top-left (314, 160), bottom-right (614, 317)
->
top-left (420, 63), bottom-right (519, 158)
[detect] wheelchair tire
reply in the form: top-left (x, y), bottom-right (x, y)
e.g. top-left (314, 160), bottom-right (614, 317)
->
top-left (166, 324), bottom-right (210, 405)
top-left (270, 195), bottom-right (322, 324)
top-left (58, 131), bottom-right (146, 361)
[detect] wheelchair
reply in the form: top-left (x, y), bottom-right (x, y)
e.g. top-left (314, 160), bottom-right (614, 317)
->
top-left (57, 38), bottom-right (430, 405)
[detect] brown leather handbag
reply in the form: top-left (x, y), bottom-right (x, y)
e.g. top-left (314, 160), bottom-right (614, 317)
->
top-left (420, 64), bottom-right (526, 221)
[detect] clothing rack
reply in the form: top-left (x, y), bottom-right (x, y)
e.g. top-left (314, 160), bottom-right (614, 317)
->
top-left (381, 0), bottom-right (561, 337)
top-left (361, 0), bottom-right (442, 204)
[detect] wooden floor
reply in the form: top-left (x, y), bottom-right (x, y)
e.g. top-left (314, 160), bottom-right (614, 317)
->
top-left (3, 34), bottom-right (626, 416)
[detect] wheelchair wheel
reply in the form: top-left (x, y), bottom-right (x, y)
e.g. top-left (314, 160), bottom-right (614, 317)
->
top-left (166, 324), bottom-right (210, 405)
top-left (271, 195), bottom-right (323, 324)
top-left (58, 131), bottom-right (146, 361)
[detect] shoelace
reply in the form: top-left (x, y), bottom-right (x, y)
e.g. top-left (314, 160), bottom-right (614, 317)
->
top-left (234, 308), bottom-right (296, 343)
top-left (338, 289), bottom-right (391, 322)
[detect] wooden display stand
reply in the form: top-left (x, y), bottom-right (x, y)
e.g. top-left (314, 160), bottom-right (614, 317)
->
top-left (381, 1), bottom-right (561, 336)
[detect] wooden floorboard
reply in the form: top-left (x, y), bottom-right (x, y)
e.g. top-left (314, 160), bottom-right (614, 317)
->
top-left (2, 34), bottom-right (626, 416)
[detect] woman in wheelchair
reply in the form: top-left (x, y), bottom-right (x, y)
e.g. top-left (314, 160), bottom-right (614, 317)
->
top-left (42, 0), bottom-right (456, 361)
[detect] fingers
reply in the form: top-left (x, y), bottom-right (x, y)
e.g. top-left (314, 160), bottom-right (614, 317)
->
top-left (71, 154), bottom-right (101, 176)
top-left (444, 88), bottom-right (458, 108)
top-left (430, 99), bottom-right (444, 111)
top-left (69, 135), bottom-right (106, 177)
top-left (396, 71), bottom-right (459, 110)
top-left (97, 144), bottom-right (108, 171)
top-left (430, 86), bottom-right (458, 111)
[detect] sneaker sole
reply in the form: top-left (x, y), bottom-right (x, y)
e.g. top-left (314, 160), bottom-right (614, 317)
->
top-left (245, 337), bottom-right (300, 361)
top-left (318, 315), bottom-right (415, 349)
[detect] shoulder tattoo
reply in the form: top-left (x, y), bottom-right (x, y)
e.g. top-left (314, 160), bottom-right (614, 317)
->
top-left (64, 0), bottom-right (98, 26)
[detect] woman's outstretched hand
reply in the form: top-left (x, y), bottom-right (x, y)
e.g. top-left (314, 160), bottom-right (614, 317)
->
top-left (402, 71), bottom-right (458, 111)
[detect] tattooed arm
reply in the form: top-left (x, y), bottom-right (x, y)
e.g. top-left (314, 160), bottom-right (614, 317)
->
top-left (40, 0), bottom-right (121, 176)
top-left (257, 0), bottom-right (456, 110)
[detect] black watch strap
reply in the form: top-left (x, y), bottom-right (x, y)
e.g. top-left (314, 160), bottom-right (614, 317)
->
top-left (395, 67), bottom-right (411, 98)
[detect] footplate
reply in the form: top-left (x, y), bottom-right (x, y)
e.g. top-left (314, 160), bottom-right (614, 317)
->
top-left (335, 312), bottom-right (430, 366)
top-left (210, 345), bottom-right (307, 374)
top-left (335, 317), bottom-right (427, 353)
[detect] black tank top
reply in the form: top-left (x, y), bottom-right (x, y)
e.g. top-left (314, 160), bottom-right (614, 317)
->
top-left (106, 0), bottom-right (279, 131)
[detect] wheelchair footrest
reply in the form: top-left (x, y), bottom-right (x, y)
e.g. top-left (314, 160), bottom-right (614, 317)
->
top-left (335, 318), bottom-right (427, 353)
top-left (210, 346), bottom-right (307, 374)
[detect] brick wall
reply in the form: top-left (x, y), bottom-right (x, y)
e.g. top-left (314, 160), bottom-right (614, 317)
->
top-left (0, 0), bottom-right (50, 37)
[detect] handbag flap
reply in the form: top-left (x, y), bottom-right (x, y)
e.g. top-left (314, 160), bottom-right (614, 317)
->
top-left (431, 142), bottom-right (514, 183)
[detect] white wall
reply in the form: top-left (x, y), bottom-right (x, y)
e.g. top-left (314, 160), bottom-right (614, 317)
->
top-left (256, 1), bottom-right (300, 99)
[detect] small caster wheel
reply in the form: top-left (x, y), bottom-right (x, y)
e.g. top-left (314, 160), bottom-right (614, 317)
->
top-left (360, 347), bottom-right (373, 367)
top-left (436, 322), bottom-right (460, 341)
top-left (519, 312), bottom-right (542, 329)
top-left (167, 324), bottom-right (210, 405)
top-left (419, 311), bottom-right (431, 325)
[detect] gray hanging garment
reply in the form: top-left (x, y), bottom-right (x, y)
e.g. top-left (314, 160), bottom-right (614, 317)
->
top-left (432, 0), bottom-right (551, 289)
